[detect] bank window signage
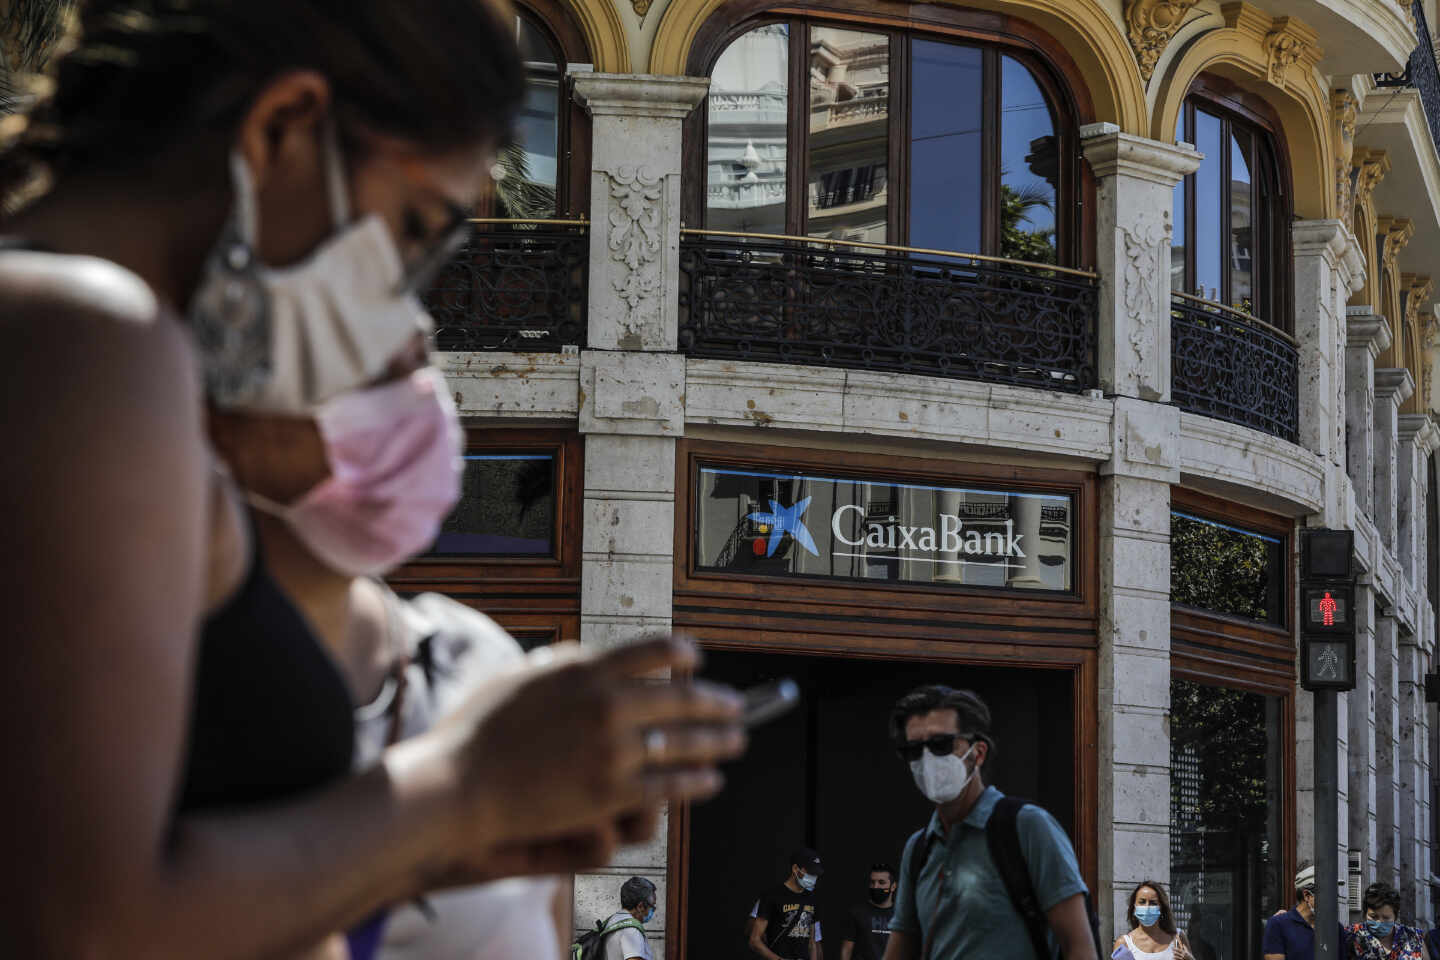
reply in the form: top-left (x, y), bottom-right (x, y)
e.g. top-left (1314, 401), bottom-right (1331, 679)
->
top-left (694, 466), bottom-right (1074, 592)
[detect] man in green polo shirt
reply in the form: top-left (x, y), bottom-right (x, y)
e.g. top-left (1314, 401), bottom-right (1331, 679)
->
top-left (882, 685), bottom-right (1098, 960)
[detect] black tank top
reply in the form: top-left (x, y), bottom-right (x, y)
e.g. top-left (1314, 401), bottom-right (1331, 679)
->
top-left (0, 241), bottom-right (353, 811)
top-left (178, 524), bottom-right (355, 810)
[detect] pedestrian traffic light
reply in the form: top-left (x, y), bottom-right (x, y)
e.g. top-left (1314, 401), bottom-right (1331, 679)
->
top-left (1299, 528), bottom-right (1356, 692)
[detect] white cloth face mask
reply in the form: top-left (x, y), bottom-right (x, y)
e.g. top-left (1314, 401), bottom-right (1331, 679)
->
top-left (909, 743), bottom-right (977, 805)
top-left (188, 117), bottom-right (433, 414)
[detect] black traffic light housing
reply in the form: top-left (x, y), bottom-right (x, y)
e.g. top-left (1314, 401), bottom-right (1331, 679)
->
top-left (1299, 529), bottom-right (1357, 692)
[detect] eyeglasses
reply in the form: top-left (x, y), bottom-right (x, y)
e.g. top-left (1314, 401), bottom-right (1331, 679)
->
top-left (895, 734), bottom-right (968, 763)
top-left (395, 199), bottom-right (471, 297)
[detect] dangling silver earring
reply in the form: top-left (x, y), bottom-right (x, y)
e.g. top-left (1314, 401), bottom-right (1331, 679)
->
top-left (185, 150), bottom-right (271, 406)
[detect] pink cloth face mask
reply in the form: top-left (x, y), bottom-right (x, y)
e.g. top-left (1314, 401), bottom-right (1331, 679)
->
top-left (254, 368), bottom-right (462, 576)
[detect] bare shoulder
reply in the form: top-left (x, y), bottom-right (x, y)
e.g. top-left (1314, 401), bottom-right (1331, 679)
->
top-left (0, 249), bottom-right (159, 325)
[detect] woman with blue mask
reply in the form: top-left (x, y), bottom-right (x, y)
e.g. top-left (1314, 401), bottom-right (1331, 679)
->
top-left (1346, 882), bottom-right (1429, 959)
top-left (1111, 881), bottom-right (1191, 960)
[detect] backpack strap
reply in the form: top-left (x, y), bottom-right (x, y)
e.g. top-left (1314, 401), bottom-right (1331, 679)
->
top-left (904, 827), bottom-right (942, 960)
top-left (985, 796), bottom-right (1054, 960)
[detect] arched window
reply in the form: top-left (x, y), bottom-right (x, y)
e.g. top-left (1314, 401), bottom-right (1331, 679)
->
top-left (489, 2), bottom-right (592, 218)
top-left (1171, 80), bottom-right (1292, 329)
top-left (698, 15), bottom-right (1083, 266)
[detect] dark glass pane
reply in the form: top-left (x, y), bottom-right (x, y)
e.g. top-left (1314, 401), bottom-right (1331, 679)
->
top-left (807, 27), bottom-right (889, 244)
top-left (431, 454), bottom-right (556, 556)
top-left (707, 23), bottom-right (790, 234)
top-left (1171, 679), bottom-right (1283, 960)
top-left (1194, 110), bottom-right (1223, 301)
top-left (1230, 128), bottom-right (1254, 314)
top-left (1000, 55), bottom-right (1057, 264)
top-left (500, 15), bottom-right (561, 218)
top-left (909, 40), bottom-right (983, 254)
top-left (695, 466), bottom-right (1073, 592)
top-left (1170, 512), bottom-right (1284, 624)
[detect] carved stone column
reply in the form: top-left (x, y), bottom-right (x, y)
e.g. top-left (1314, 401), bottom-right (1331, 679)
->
top-left (1080, 125), bottom-right (1201, 403)
top-left (1346, 311), bottom-right (1393, 519)
top-left (573, 74), bottom-right (710, 351)
top-left (1374, 369), bottom-right (1413, 552)
top-left (1397, 415), bottom-right (1438, 587)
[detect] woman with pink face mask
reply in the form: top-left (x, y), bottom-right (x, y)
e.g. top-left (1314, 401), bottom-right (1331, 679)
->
top-left (0, 3), bottom-right (746, 957)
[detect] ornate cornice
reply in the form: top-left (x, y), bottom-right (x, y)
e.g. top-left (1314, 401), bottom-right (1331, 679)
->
top-left (1352, 148), bottom-right (1391, 210)
top-left (1333, 90), bottom-right (1358, 229)
top-left (1124, 0), bottom-right (1204, 83)
top-left (1264, 17), bottom-right (1314, 87)
top-left (1379, 217), bottom-right (1415, 275)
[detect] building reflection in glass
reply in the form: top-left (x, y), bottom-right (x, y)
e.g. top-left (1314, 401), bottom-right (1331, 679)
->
top-left (807, 27), bottom-right (889, 244)
top-left (706, 23), bottom-right (789, 235)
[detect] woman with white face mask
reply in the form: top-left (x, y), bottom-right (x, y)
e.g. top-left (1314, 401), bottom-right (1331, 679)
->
top-left (1111, 881), bottom-right (1191, 960)
top-left (0, 3), bottom-right (747, 957)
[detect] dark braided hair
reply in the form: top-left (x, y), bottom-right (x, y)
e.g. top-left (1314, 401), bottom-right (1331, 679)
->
top-left (0, 0), bottom-right (526, 200)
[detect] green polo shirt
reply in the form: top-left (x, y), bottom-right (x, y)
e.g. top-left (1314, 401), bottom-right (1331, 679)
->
top-left (890, 786), bottom-right (1087, 959)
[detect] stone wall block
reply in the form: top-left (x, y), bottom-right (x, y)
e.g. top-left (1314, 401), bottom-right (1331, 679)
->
top-left (585, 435), bottom-right (677, 497)
top-left (582, 558), bottom-right (674, 623)
top-left (579, 351), bottom-right (687, 437)
top-left (584, 498), bottom-right (676, 558)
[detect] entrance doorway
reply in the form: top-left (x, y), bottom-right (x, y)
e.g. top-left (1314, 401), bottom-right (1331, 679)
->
top-left (682, 650), bottom-right (1077, 960)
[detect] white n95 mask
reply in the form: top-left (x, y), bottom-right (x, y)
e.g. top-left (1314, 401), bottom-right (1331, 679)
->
top-left (909, 743), bottom-right (977, 805)
top-left (187, 117), bottom-right (432, 414)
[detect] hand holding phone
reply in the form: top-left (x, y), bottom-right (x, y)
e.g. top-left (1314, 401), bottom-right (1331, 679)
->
top-left (743, 678), bottom-right (800, 727)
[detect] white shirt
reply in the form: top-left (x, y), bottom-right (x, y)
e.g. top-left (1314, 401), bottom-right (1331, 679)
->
top-left (601, 912), bottom-right (653, 960)
top-left (355, 591), bottom-right (561, 960)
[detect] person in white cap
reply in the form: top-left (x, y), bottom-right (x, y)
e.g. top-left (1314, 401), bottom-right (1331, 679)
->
top-left (1262, 863), bottom-right (1349, 960)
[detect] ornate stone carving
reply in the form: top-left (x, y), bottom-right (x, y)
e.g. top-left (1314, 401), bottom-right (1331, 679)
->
top-left (1120, 212), bottom-right (1172, 365)
top-left (1353, 150), bottom-right (1390, 210)
top-left (1124, 0), bottom-right (1204, 83)
top-left (631, 0), bottom-right (651, 18)
top-left (603, 165), bottom-right (664, 325)
top-left (1264, 19), bottom-right (1310, 87)
top-left (1333, 91), bottom-right (1358, 228)
top-left (1381, 218), bottom-right (1415, 276)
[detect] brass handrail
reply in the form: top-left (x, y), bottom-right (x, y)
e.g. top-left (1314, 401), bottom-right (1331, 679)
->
top-left (1172, 291), bottom-right (1298, 347)
top-left (467, 217), bottom-right (590, 226)
top-left (679, 227), bottom-right (1099, 279)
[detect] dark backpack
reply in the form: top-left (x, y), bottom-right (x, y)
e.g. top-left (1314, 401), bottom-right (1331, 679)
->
top-left (572, 916), bottom-right (645, 960)
top-left (905, 795), bottom-right (1105, 960)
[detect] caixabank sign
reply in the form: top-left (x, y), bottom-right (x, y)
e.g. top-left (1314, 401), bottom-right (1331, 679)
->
top-left (694, 466), bottom-right (1073, 592)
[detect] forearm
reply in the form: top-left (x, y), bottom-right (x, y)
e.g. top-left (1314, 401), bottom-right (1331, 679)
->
top-left (136, 735), bottom-right (466, 958)
top-left (748, 935), bottom-right (784, 960)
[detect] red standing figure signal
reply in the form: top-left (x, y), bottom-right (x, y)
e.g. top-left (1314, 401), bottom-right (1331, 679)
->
top-left (1319, 591), bottom-right (1337, 627)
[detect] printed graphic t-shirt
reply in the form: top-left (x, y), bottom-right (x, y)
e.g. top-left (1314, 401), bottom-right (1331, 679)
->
top-left (751, 883), bottom-right (819, 959)
top-left (845, 903), bottom-right (893, 960)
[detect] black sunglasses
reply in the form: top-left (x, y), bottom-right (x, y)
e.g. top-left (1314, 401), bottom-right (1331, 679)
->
top-left (895, 733), bottom-right (970, 763)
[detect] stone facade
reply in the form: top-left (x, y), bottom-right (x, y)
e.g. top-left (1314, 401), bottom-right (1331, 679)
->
top-left (437, 7), bottom-right (1440, 954)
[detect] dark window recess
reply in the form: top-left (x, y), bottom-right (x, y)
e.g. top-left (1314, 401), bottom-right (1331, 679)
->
top-left (430, 454), bottom-right (556, 556)
top-left (1170, 679), bottom-right (1283, 960)
top-left (1170, 511), bottom-right (1284, 625)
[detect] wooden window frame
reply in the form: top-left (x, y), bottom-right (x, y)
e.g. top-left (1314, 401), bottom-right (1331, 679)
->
top-left (1174, 76), bottom-right (1294, 330)
top-left (683, 4), bottom-right (1096, 269)
top-left (674, 438), bottom-right (1099, 635)
top-left (1169, 485), bottom-right (1296, 916)
top-left (387, 428), bottom-right (583, 624)
top-left (486, 0), bottom-right (593, 219)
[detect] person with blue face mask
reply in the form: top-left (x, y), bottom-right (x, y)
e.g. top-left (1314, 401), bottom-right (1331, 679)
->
top-left (748, 849), bottom-right (825, 960)
top-left (1111, 881), bottom-right (1191, 959)
top-left (596, 876), bottom-right (659, 960)
top-left (1344, 882), bottom-right (1429, 960)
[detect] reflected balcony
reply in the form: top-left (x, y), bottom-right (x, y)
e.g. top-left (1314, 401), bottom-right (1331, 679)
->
top-left (1171, 293), bottom-right (1299, 443)
top-left (677, 230), bottom-right (1098, 391)
top-left (422, 219), bottom-right (587, 352)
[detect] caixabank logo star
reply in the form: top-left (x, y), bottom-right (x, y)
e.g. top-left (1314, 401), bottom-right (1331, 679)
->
top-left (746, 497), bottom-right (819, 558)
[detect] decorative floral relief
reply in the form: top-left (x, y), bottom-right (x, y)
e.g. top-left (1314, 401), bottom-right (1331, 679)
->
top-left (1333, 91), bottom-right (1358, 227)
top-left (605, 165), bottom-right (664, 324)
top-left (1121, 212), bottom-right (1171, 393)
top-left (1264, 25), bottom-right (1308, 86)
top-left (1124, 0), bottom-right (1204, 83)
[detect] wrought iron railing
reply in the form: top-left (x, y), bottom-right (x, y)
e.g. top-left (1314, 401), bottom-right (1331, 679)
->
top-left (1375, 0), bottom-right (1440, 155)
top-left (1171, 293), bottom-right (1299, 443)
top-left (677, 229), bottom-right (1099, 391)
top-left (422, 218), bottom-right (587, 352)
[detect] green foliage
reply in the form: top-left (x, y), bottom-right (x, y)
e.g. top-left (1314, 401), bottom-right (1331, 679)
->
top-left (998, 182), bottom-right (1055, 264)
top-left (1170, 514), bottom-right (1278, 622)
top-left (1171, 680), bottom-right (1272, 835)
top-left (0, 0), bottom-right (74, 112)
top-left (493, 141), bottom-right (556, 220)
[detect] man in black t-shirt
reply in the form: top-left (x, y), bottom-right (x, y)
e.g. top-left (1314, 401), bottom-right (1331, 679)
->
top-left (747, 847), bottom-right (824, 960)
top-left (840, 863), bottom-right (895, 960)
